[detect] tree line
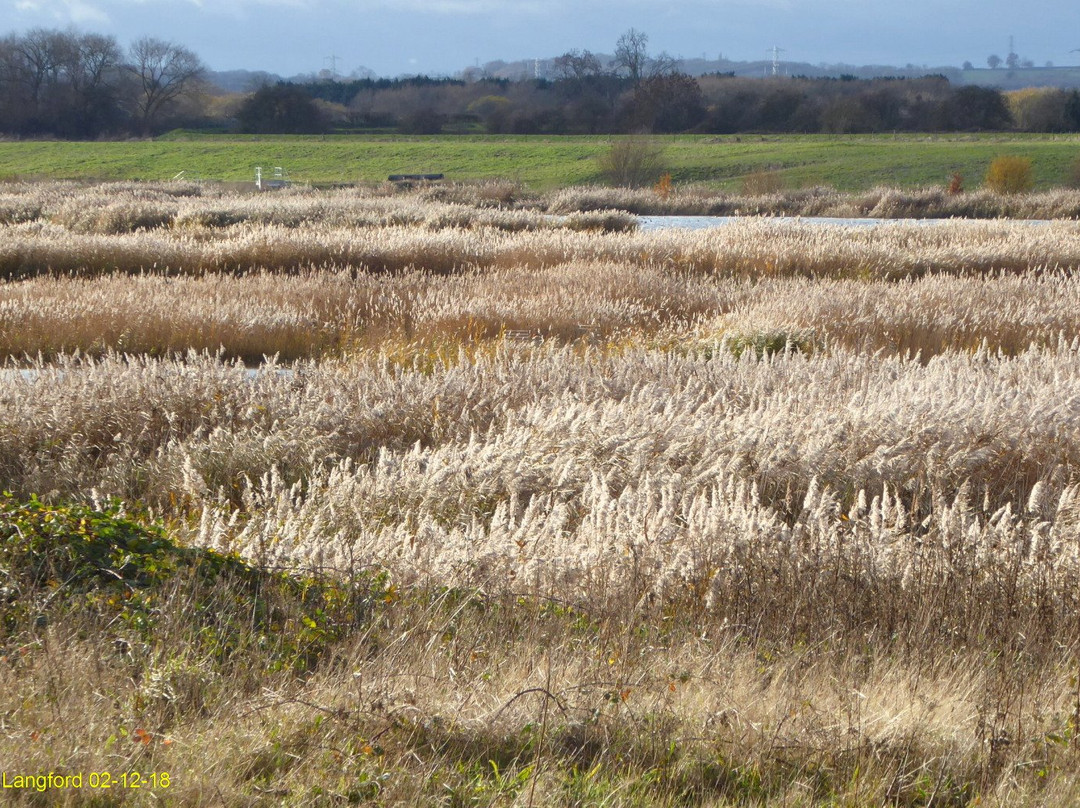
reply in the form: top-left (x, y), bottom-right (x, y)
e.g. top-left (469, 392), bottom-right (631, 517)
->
top-left (260, 73), bottom-right (1080, 136)
top-left (3, 27), bottom-right (1080, 138)
top-left (0, 29), bottom-right (204, 137)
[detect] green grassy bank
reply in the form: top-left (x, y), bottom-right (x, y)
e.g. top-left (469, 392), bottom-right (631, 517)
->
top-left (1, 132), bottom-right (1078, 190)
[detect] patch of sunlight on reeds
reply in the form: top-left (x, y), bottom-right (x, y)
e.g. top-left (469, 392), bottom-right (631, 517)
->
top-left (4, 344), bottom-right (1080, 616)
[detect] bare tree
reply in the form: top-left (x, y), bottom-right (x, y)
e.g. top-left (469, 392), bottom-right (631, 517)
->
top-left (648, 50), bottom-right (681, 79)
top-left (127, 37), bottom-right (204, 133)
top-left (0, 30), bottom-right (123, 135)
top-left (65, 33), bottom-right (123, 135)
top-left (72, 33), bottom-right (122, 96)
top-left (614, 28), bottom-right (649, 84)
top-left (553, 49), bottom-right (603, 81)
top-left (0, 35), bottom-right (18, 90)
top-left (15, 28), bottom-right (69, 111)
top-left (0, 35), bottom-right (30, 130)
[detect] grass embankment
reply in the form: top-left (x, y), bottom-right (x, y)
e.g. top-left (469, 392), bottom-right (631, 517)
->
top-left (1, 133), bottom-right (1079, 190)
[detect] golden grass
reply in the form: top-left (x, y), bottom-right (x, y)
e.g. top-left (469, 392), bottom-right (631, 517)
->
top-left (1, 346), bottom-right (1078, 595)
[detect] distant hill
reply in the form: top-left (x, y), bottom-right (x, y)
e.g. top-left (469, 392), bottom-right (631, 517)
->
top-left (475, 55), bottom-right (1080, 89)
top-left (960, 66), bottom-right (1080, 89)
top-left (205, 70), bottom-right (284, 93)
top-left (205, 67), bottom-right (378, 94)
top-left (469, 54), bottom-right (964, 83)
top-left (205, 59), bottom-right (1080, 94)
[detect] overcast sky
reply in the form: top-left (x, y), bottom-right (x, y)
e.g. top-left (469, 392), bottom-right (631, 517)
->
top-left (5, 0), bottom-right (1079, 78)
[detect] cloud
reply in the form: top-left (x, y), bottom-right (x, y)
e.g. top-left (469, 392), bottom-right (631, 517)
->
top-left (194, 0), bottom-right (311, 7)
top-left (10, 0), bottom-right (109, 23)
top-left (368, 0), bottom-right (548, 13)
top-left (64, 0), bottom-right (110, 23)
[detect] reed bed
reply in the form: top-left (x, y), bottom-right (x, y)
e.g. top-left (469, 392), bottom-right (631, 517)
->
top-left (6, 181), bottom-right (1080, 804)
top-left (0, 262), bottom-right (716, 361)
top-left (5, 216), bottom-right (1080, 282)
top-left (546, 183), bottom-right (1080, 219)
top-left (5, 345), bottom-right (1080, 802)
top-left (4, 265), bottom-right (1080, 362)
top-left (9, 180), bottom-right (1080, 225)
top-left (0, 181), bottom-right (564, 234)
top-left (3, 181), bottom-right (1080, 289)
top-left (2, 346), bottom-right (1079, 605)
top-left (706, 269), bottom-right (1080, 357)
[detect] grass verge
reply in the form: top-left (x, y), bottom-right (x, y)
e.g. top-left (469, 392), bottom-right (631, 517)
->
top-left (2, 133), bottom-right (1080, 191)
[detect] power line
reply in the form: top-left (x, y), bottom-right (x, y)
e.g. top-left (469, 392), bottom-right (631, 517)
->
top-left (769, 46), bottom-right (785, 77)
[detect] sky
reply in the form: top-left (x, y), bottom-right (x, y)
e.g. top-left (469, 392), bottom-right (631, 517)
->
top-left (4, 0), bottom-right (1079, 78)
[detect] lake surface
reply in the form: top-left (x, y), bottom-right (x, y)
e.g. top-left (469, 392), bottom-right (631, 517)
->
top-left (635, 215), bottom-right (1054, 231)
top-left (0, 368), bottom-right (294, 383)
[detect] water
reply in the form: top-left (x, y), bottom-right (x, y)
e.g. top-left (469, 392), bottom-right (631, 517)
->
top-left (0, 368), bottom-right (295, 384)
top-left (635, 215), bottom-right (1064, 231)
top-left (0, 369), bottom-right (39, 383)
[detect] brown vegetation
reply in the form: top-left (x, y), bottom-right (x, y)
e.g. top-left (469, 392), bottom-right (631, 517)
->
top-left (596, 136), bottom-right (666, 187)
top-left (3, 184), bottom-right (1080, 290)
top-left (5, 181), bottom-right (1080, 804)
top-left (545, 182), bottom-right (1080, 218)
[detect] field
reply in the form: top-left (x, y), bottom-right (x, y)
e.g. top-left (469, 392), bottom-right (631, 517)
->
top-left (1, 132), bottom-right (1079, 190)
top-left (5, 180), bottom-right (1080, 805)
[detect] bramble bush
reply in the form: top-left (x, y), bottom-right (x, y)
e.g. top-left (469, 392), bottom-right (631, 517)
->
top-left (0, 493), bottom-right (385, 672)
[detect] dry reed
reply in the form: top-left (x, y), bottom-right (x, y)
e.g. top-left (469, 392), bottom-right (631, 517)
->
top-left (4, 215), bottom-right (1080, 283)
top-left (3, 265), bottom-right (1080, 362)
top-left (6, 180), bottom-right (1080, 804)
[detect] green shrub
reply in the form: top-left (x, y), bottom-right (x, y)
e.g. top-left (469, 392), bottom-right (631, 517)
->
top-left (723, 330), bottom-right (814, 360)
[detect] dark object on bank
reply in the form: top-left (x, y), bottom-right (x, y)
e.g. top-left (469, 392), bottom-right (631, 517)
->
top-left (388, 173), bottom-right (444, 182)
